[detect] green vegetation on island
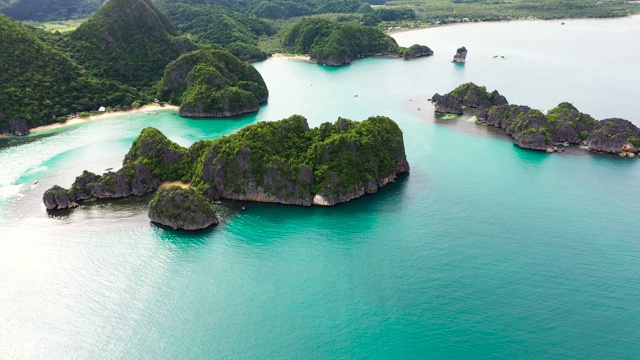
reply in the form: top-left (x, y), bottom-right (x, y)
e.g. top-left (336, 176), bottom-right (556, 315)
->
top-left (148, 186), bottom-right (219, 230)
top-left (158, 47), bottom-right (268, 118)
top-left (44, 115), bottom-right (410, 211)
top-left (432, 82), bottom-right (640, 155)
top-left (281, 18), bottom-right (432, 65)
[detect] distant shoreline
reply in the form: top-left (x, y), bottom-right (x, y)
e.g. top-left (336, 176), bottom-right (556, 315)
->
top-left (28, 104), bottom-right (179, 135)
top-left (387, 13), bottom-right (640, 35)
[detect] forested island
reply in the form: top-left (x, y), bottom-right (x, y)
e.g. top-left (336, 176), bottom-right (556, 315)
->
top-left (432, 83), bottom-right (640, 156)
top-left (281, 18), bottom-right (432, 65)
top-left (43, 115), bottom-right (410, 228)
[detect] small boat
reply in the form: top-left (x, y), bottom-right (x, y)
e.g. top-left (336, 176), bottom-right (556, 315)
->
top-left (145, 112), bottom-right (158, 115)
top-left (33, 180), bottom-right (38, 185)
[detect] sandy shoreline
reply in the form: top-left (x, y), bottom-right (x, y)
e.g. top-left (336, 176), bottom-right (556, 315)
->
top-left (270, 53), bottom-right (312, 61)
top-left (159, 181), bottom-right (191, 189)
top-left (29, 104), bottom-right (179, 135)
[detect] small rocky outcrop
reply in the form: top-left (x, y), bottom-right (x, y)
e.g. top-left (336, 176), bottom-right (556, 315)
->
top-left (43, 186), bottom-right (78, 210)
top-left (452, 46), bottom-right (467, 63)
top-left (148, 187), bottom-right (219, 230)
top-left (432, 82), bottom-right (508, 114)
top-left (1, 118), bottom-right (30, 136)
top-left (42, 165), bottom-right (161, 210)
top-left (400, 44), bottom-right (435, 60)
top-left (196, 115), bottom-right (409, 207)
top-left (431, 93), bottom-right (463, 114)
top-left (586, 118), bottom-right (640, 155)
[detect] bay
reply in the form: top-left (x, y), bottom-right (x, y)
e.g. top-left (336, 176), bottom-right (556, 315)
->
top-left (0, 16), bottom-right (639, 359)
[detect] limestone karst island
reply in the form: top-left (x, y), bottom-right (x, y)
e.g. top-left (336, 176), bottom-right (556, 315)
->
top-left (1, 0), bottom-right (640, 358)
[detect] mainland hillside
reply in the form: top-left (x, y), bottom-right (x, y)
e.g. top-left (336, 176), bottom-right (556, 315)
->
top-left (0, 0), bottom-right (269, 135)
top-left (68, 0), bottom-right (195, 88)
top-left (0, 13), bottom-right (138, 134)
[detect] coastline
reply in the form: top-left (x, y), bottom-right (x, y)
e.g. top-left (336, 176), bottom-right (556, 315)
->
top-left (269, 53), bottom-right (312, 61)
top-left (29, 104), bottom-right (179, 135)
top-left (387, 13), bottom-right (640, 35)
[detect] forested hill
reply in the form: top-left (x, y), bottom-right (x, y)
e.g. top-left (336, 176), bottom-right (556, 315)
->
top-left (0, 13), bottom-right (138, 134)
top-left (68, 0), bottom-right (195, 88)
top-left (282, 18), bottom-right (432, 65)
top-left (0, 0), bottom-right (274, 134)
top-left (155, 0), bottom-right (367, 20)
top-left (0, 0), bottom-right (103, 21)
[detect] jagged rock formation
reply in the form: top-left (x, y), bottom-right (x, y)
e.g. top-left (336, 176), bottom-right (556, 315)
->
top-left (43, 185), bottom-right (78, 210)
top-left (44, 115), bottom-right (410, 211)
top-left (452, 46), bottom-right (467, 63)
top-left (432, 82), bottom-right (507, 114)
top-left (435, 82), bottom-right (640, 155)
top-left (586, 118), bottom-right (640, 155)
top-left (43, 165), bottom-right (161, 210)
top-left (157, 48), bottom-right (268, 118)
top-left (194, 116), bottom-right (410, 206)
top-left (148, 187), bottom-right (219, 230)
top-left (546, 102), bottom-right (598, 143)
top-left (477, 105), bottom-right (552, 151)
top-left (431, 94), bottom-right (463, 114)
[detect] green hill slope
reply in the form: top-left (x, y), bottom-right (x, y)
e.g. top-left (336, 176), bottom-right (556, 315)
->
top-left (69, 0), bottom-right (195, 88)
top-left (0, 14), bottom-right (138, 134)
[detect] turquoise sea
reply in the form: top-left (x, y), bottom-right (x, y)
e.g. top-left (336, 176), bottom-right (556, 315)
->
top-left (1, 17), bottom-right (640, 359)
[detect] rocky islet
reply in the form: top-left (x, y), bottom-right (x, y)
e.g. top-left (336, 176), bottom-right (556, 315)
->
top-left (43, 115), bottom-right (410, 229)
top-left (432, 82), bottom-right (640, 155)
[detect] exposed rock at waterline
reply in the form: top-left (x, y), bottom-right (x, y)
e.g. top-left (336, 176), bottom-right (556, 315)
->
top-left (148, 186), bottom-right (218, 230)
top-left (452, 46), bottom-right (467, 63)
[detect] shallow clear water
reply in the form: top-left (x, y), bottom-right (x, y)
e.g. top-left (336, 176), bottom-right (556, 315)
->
top-left (1, 17), bottom-right (639, 359)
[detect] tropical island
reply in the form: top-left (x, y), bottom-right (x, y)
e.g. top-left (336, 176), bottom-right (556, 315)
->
top-left (43, 115), bottom-right (410, 229)
top-left (432, 83), bottom-right (640, 156)
top-left (280, 18), bottom-right (433, 66)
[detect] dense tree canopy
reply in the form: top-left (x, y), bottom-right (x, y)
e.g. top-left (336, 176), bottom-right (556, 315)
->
top-left (158, 48), bottom-right (268, 118)
top-left (0, 14), bottom-right (138, 132)
top-left (68, 0), bottom-right (195, 88)
top-left (282, 18), bottom-right (430, 65)
top-left (0, 0), bottom-right (103, 21)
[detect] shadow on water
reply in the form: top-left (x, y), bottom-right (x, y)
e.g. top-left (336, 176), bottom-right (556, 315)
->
top-left (150, 222), bottom-right (216, 249)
